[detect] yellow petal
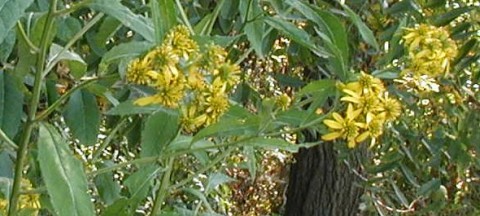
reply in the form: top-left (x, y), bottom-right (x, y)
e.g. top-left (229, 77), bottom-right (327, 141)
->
top-left (347, 139), bottom-right (357, 148)
top-left (341, 96), bottom-right (360, 104)
top-left (356, 131), bottom-right (370, 143)
top-left (322, 132), bottom-right (342, 141)
top-left (332, 112), bottom-right (344, 123)
top-left (323, 119), bottom-right (343, 129)
top-left (134, 96), bottom-right (158, 106)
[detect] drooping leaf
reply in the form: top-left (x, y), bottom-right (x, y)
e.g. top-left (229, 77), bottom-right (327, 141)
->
top-left (141, 110), bottom-right (179, 157)
top-left (242, 0), bottom-right (265, 57)
top-left (94, 161), bottom-right (122, 205)
top-left (106, 99), bottom-right (175, 116)
top-left (57, 16), bottom-right (82, 43)
top-left (47, 43), bottom-right (87, 79)
top-left (151, 0), bottom-right (176, 44)
top-left (264, 17), bottom-right (329, 57)
top-left (37, 123), bottom-right (95, 216)
top-left (0, 71), bottom-right (24, 140)
top-left (341, 3), bottom-right (379, 51)
top-left (205, 172), bottom-right (235, 193)
top-left (240, 137), bottom-right (315, 153)
top-left (88, 0), bottom-right (155, 42)
top-left (417, 178), bottom-right (441, 197)
top-left (0, 0), bottom-right (34, 44)
top-left (101, 198), bottom-right (131, 216)
top-left (63, 89), bottom-right (100, 146)
top-left (432, 6), bottom-right (474, 26)
top-left (124, 166), bottom-right (159, 205)
top-left (0, 30), bottom-right (16, 62)
top-left (193, 118), bottom-right (261, 143)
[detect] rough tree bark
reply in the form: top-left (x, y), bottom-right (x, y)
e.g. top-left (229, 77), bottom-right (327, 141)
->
top-left (285, 133), bottom-right (366, 216)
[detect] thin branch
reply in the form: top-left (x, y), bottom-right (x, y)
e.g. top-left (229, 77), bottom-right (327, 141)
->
top-left (0, 128), bottom-right (18, 151)
top-left (16, 21), bottom-right (39, 53)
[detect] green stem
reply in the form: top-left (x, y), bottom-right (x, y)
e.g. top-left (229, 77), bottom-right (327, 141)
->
top-left (171, 147), bottom-right (234, 191)
top-left (0, 128), bottom-right (18, 151)
top-left (151, 157), bottom-right (175, 215)
top-left (175, 0), bottom-right (194, 34)
top-left (91, 117), bottom-right (128, 161)
top-left (8, 0), bottom-right (58, 215)
top-left (54, 0), bottom-right (94, 16)
top-left (35, 76), bottom-right (104, 121)
top-left (43, 12), bottom-right (104, 77)
top-left (16, 21), bottom-right (39, 53)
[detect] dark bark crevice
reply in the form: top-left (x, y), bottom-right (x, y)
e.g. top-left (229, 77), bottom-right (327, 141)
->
top-left (285, 137), bottom-right (365, 216)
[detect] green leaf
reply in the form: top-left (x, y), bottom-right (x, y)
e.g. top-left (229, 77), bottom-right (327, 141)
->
top-left (193, 118), bottom-right (261, 143)
top-left (151, 0), bottom-right (176, 44)
top-left (242, 0), bottom-right (265, 57)
top-left (48, 43), bottom-right (87, 79)
top-left (432, 6), bottom-right (473, 26)
top-left (241, 137), bottom-right (314, 152)
top-left (63, 90), bottom-right (100, 146)
top-left (0, 151), bottom-right (13, 178)
top-left (0, 71), bottom-right (24, 139)
top-left (0, 29), bottom-right (16, 62)
top-left (340, 3), bottom-right (379, 51)
top-left (141, 110), bottom-right (179, 157)
top-left (89, 0), bottom-right (155, 42)
top-left (88, 16), bottom-right (121, 56)
top-left (101, 198), bottom-right (131, 216)
top-left (417, 178), bottom-right (441, 197)
top-left (390, 180), bottom-right (409, 208)
top-left (0, 0), bottom-right (34, 44)
top-left (57, 16), bottom-right (82, 43)
top-left (99, 41), bottom-right (154, 73)
top-left (94, 162), bottom-right (122, 205)
top-left (37, 123), bottom-right (95, 216)
top-left (297, 79), bottom-right (335, 96)
top-left (182, 188), bottom-right (214, 212)
top-left (287, 1), bottom-right (349, 63)
top-left (106, 99), bottom-right (175, 115)
top-left (205, 172), bottom-right (235, 193)
top-left (264, 16), bottom-right (329, 57)
top-left (124, 166), bottom-right (159, 204)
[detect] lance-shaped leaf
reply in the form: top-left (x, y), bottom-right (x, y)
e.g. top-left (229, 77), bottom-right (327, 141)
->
top-left (38, 123), bottom-right (95, 216)
top-left (0, 0), bottom-right (34, 44)
top-left (63, 89), bottom-right (100, 146)
top-left (0, 71), bottom-right (24, 139)
top-left (141, 110), bottom-right (180, 157)
top-left (88, 0), bottom-right (154, 42)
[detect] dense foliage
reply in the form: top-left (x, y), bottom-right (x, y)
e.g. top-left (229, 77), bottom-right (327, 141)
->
top-left (0, 0), bottom-right (479, 215)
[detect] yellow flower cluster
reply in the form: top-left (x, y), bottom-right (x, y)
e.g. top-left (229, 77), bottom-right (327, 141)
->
top-left (126, 26), bottom-right (241, 132)
top-left (0, 179), bottom-right (41, 214)
top-left (322, 73), bottom-right (402, 148)
top-left (402, 24), bottom-right (458, 77)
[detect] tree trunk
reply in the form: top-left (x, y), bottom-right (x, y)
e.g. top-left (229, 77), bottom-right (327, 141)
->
top-left (285, 136), bottom-right (365, 216)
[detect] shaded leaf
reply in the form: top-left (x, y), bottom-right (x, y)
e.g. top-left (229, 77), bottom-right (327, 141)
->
top-left (417, 178), bottom-right (441, 197)
top-left (193, 118), bottom-right (260, 143)
top-left (100, 41), bottom-right (154, 73)
top-left (341, 3), bottom-right (379, 51)
top-left (141, 110), bottom-right (179, 157)
top-left (106, 99), bottom-right (175, 116)
top-left (0, 0), bottom-right (34, 44)
top-left (151, 0), bottom-right (176, 44)
top-left (0, 71), bottom-right (24, 139)
top-left (89, 0), bottom-right (154, 42)
top-left (48, 43), bottom-right (87, 79)
top-left (38, 123), bottom-right (95, 216)
top-left (432, 6), bottom-right (473, 26)
top-left (63, 90), bottom-right (100, 146)
top-left (264, 16), bottom-right (329, 57)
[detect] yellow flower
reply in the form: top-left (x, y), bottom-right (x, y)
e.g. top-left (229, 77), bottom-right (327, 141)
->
top-left (134, 71), bottom-right (185, 108)
top-left (201, 44), bottom-right (227, 70)
top-left (0, 179), bottom-right (41, 215)
top-left (357, 72), bottom-right (385, 94)
top-left (213, 62), bottom-right (241, 88)
top-left (377, 95), bottom-right (402, 122)
top-left (341, 89), bottom-right (381, 115)
top-left (164, 25), bottom-right (198, 59)
top-left (181, 105), bottom-right (208, 133)
top-left (322, 104), bottom-right (364, 148)
top-left (275, 93), bottom-right (292, 110)
top-left (186, 69), bottom-right (206, 90)
top-left (144, 45), bottom-right (179, 70)
top-left (202, 86), bottom-right (230, 125)
top-left (126, 58), bottom-right (156, 85)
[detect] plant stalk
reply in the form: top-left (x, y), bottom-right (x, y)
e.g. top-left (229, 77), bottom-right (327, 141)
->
top-left (151, 157), bottom-right (175, 215)
top-left (8, 0), bottom-right (58, 215)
